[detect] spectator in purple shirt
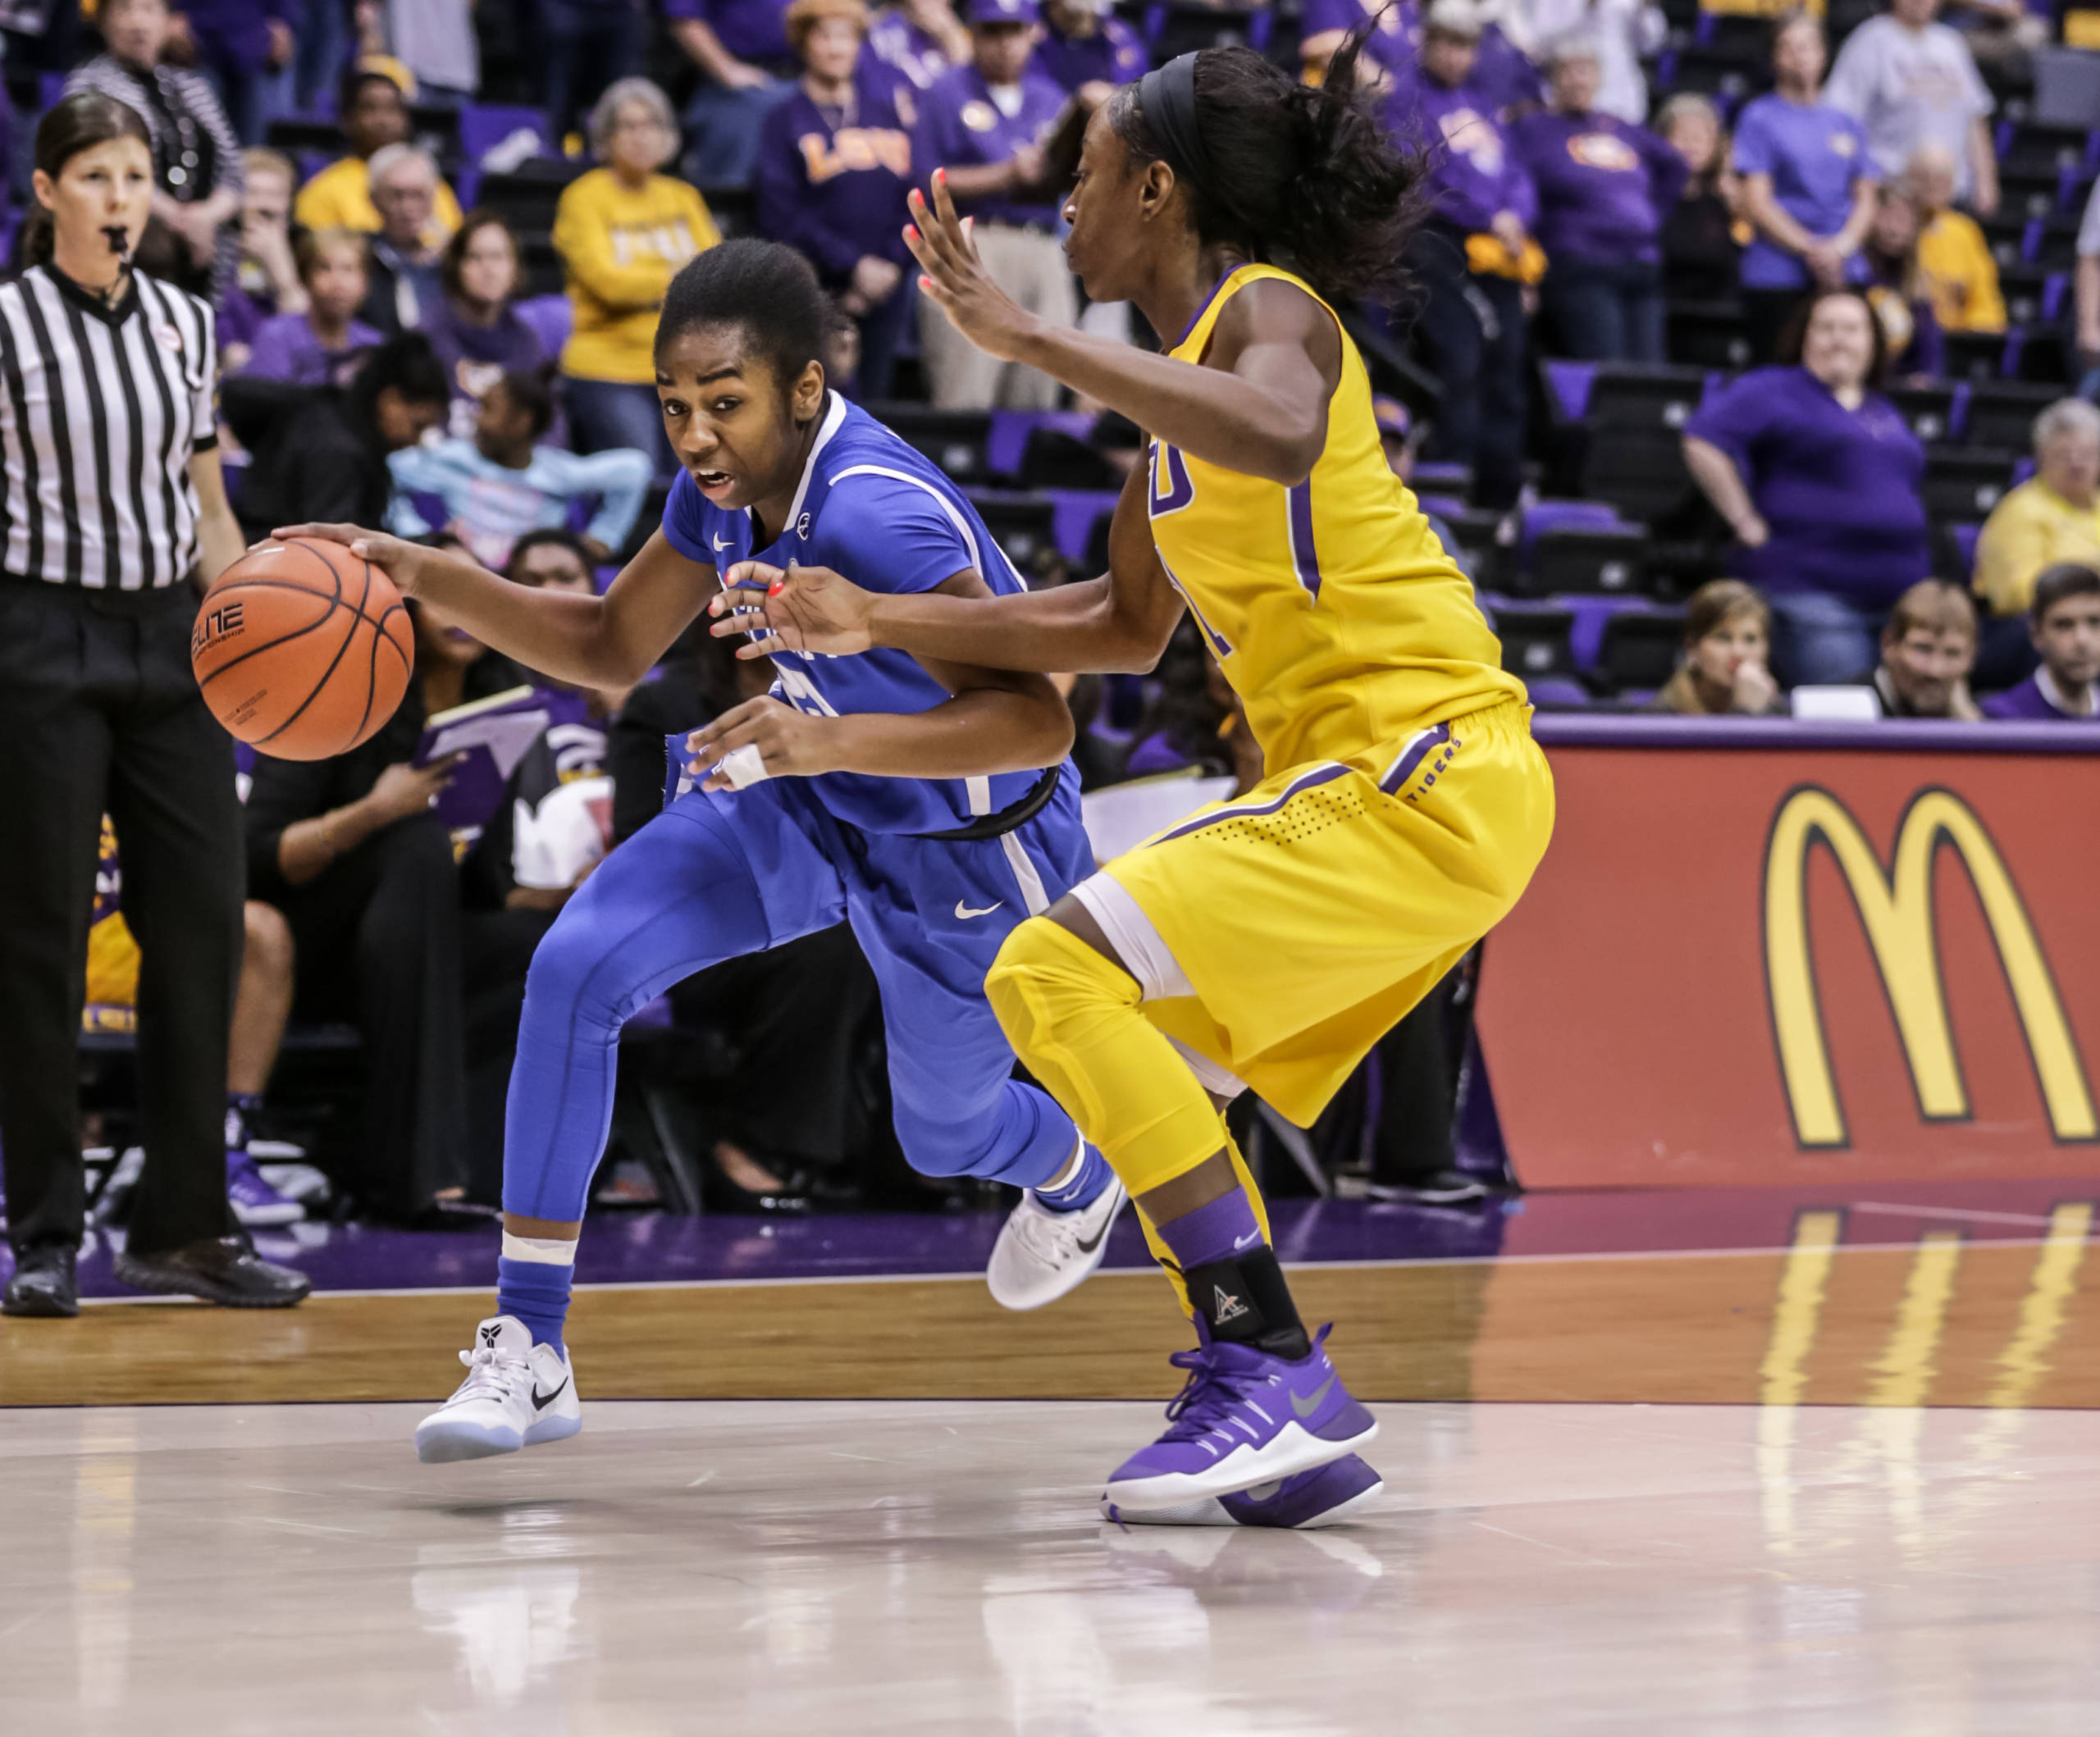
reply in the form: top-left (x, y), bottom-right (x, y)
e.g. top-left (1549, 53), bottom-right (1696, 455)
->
top-left (670, 0), bottom-right (804, 188)
top-left (1982, 564), bottom-right (2100, 720)
top-left (1392, 0), bottom-right (1538, 508)
top-left (756, 0), bottom-right (918, 397)
top-left (1683, 287), bottom-right (1931, 685)
top-left (867, 0), bottom-right (970, 92)
top-left (915, 0), bottom-right (1076, 408)
top-left (1032, 0), bottom-right (1147, 108)
top-left (1303, 0), bottom-right (1539, 113)
top-left (241, 227), bottom-right (385, 388)
top-left (1731, 11), bottom-right (1880, 362)
top-left (418, 211), bottom-right (551, 439)
top-left (1512, 32), bottom-right (1686, 362)
top-left (174, 0), bottom-right (295, 144)
top-left (220, 146), bottom-right (304, 372)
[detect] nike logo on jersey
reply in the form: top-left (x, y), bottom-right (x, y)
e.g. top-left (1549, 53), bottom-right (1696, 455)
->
top-left (1290, 1374), bottom-right (1336, 1419)
top-left (713, 534), bottom-right (733, 551)
top-left (955, 900), bottom-right (1003, 919)
top-left (1233, 1230), bottom-right (1262, 1250)
top-left (531, 1377), bottom-right (571, 1412)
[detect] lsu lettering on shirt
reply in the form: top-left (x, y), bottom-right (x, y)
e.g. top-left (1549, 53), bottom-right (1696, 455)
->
top-left (661, 393), bottom-right (1068, 835)
top-left (1146, 263), bottom-right (1526, 771)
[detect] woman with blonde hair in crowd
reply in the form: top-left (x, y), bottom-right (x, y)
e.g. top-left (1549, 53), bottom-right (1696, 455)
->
top-left (554, 76), bottom-right (721, 471)
top-left (1654, 580), bottom-right (1786, 715)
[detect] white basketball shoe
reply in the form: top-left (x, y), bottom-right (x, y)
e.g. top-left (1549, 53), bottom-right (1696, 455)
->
top-left (415, 1315), bottom-right (582, 1463)
top-left (987, 1173), bottom-right (1128, 1311)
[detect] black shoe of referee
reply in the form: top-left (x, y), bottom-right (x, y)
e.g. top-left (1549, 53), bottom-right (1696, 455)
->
top-left (114, 1235), bottom-right (311, 1308)
top-left (2, 1246), bottom-right (80, 1317)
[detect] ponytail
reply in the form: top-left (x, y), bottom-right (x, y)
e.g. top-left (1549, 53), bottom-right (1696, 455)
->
top-left (1109, 21), bottom-right (1427, 307)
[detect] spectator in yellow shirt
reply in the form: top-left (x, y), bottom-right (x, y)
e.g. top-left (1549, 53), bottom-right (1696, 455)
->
top-left (294, 66), bottom-right (464, 250)
top-left (554, 77), bottom-right (722, 471)
top-left (1907, 143), bottom-right (2004, 333)
top-left (1972, 397), bottom-right (2100, 682)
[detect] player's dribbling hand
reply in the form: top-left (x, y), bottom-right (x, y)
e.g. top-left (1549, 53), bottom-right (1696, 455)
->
top-left (710, 559), bottom-right (876, 658)
top-left (269, 523), bottom-right (427, 597)
top-left (903, 170), bottom-right (1036, 364)
top-left (684, 698), bottom-right (837, 791)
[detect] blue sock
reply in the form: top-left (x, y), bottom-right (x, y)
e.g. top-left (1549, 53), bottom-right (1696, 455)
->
top-left (1035, 1142), bottom-right (1112, 1213)
top-left (496, 1242), bottom-right (574, 1353)
top-left (1157, 1187), bottom-right (1265, 1270)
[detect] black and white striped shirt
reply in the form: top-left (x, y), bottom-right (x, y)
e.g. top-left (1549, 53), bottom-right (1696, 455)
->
top-left (0, 265), bottom-right (217, 591)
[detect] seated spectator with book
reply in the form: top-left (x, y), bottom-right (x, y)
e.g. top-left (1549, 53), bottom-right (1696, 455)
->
top-left (1682, 288), bottom-right (1929, 685)
top-left (1653, 580), bottom-right (1787, 714)
top-left (295, 63), bottom-right (464, 244)
top-left (1982, 563), bottom-right (2100, 721)
top-left (386, 367), bottom-right (653, 568)
top-left (240, 227), bottom-right (382, 387)
top-left (243, 557), bottom-right (528, 1223)
top-left (1861, 577), bottom-right (1982, 718)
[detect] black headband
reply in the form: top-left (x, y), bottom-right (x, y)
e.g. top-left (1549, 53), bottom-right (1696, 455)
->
top-left (1135, 52), bottom-right (1212, 198)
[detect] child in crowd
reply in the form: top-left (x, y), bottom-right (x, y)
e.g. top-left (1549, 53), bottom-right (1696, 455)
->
top-left (1654, 580), bottom-right (1786, 715)
top-left (240, 227), bottom-right (384, 388)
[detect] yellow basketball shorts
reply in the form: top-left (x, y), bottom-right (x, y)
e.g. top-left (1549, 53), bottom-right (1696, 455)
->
top-left (1078, 699), bottom-right (1554, 1127)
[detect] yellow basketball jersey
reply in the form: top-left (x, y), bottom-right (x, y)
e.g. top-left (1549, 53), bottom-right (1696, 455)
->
top-left (1147, 264), bottom-right (1526, 772)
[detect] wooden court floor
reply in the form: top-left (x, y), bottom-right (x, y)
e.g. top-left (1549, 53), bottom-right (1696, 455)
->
top-left (5, 1206), bottom-right (2093, 1410)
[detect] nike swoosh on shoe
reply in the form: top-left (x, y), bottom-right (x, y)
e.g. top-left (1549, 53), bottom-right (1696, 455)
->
top-left (1290, 1373), bottom-right (1336, 1419)
top-left (532, 1378), bottom-right (571, 1412)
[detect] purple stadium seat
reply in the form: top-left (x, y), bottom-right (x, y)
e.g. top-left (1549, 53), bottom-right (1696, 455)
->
top-left (514, 294), bottom-right (573, 359)
top-left (1952, 522), bottom-right (1982, 575)
top-left (1542, 360), bottom-right (1597, 422)
top-left (1039, 489), bottom-right (1120, 568)
top-left (460, 104), bottom-right (554, 168)
top-left (985, 410), bottom-right (1098, 479)
top-left (1524, 677), bottom-right (1592, 709)
top-left (1518, 499), bottom-right (1624, 570)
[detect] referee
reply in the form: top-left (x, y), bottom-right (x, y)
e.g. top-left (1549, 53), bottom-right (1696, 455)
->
top-left (0, 92), bottom-right (308, 1315)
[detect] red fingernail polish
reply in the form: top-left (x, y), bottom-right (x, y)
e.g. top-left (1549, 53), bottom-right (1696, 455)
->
top-left (768, 581), bottom-right (783, 596)
top-left (905, 224), bottom-right (919, 241)
top-left (920, 276), bottom-right (934, 291)
top-left (935, 166), bottom-right (946, 184)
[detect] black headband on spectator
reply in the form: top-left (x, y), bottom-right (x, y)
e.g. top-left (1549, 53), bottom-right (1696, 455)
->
top-left (1136, 52), bottom-right (1212, 198)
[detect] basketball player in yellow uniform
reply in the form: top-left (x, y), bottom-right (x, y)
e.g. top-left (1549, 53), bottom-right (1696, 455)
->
top-left (713, 31), bottom-right (1555, 1520)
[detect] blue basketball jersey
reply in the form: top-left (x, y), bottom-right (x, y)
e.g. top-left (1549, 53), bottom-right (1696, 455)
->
top-left (661, 392), bottom-right (1064, 836)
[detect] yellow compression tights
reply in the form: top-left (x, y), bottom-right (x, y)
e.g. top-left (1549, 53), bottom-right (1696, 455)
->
top-left (985, 916), bottom-right (1276, 1318)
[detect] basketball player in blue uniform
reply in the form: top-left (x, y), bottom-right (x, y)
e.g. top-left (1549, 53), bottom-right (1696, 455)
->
top-left (281, 240), bottom-right (1374, 1527)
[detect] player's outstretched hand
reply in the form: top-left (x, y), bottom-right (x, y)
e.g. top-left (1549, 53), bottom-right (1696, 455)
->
top-left (903, 169), bottom-right (1036, 364)
top-left (270, 523), bottom-right (427, 596)
top-left (685, 697), bottom-right (838, 791)
top-left (709, 558), bottom-right (877, 658)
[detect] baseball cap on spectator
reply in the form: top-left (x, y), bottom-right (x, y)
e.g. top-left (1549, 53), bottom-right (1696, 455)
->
top-left (967, 0), bottom-right (1041, 25)
top-left (1372, 396), bottom-right (1413, 441)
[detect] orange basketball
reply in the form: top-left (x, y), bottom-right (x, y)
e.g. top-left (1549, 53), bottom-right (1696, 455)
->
top-left (191, 537), bottom-right (415, 760)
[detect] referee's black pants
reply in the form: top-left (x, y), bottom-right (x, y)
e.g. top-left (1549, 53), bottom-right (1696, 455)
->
top-left (0, 579), bottom-right (243, 1259)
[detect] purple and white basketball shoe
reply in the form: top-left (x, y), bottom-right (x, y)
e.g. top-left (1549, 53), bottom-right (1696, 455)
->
top-left (1102, 1323), bottom-right (1378, 1513)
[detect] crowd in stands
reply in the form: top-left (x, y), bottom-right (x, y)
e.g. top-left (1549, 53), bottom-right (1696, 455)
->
top-left (7, 0), bottom-right (2098, 1239)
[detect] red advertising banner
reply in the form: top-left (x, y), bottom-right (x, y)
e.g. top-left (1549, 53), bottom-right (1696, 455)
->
top-left (1477, 722), bottom-right (2100, 1188)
